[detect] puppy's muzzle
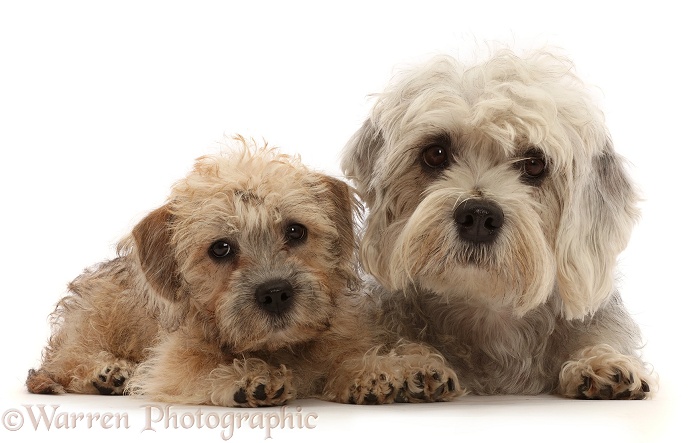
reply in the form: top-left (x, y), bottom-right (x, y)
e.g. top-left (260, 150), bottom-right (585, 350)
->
top-left (255, 279), bottom-right (294, 315)
top-left (453, 199), bottom-right (504, 244)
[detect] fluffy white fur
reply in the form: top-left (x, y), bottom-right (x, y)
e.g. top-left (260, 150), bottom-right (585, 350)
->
top-left (342, 49), bottom-right (655, 398)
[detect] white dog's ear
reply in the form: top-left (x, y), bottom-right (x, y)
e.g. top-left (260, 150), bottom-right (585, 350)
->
top-left (341, 118), bottom-right (395, 285)
top-left (131, 204), bottom-right (187, 329)
top-left (555, 142), bottom-right (639, 320)
top-left (341, 118), bottom-right (384, 207)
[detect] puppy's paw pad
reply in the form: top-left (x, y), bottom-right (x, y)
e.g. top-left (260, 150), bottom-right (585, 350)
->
top-left (232, 367), bottom-right (294, 407)
top-left (347, 372), bottom-right (398, 405)
top-left (92, 360), bottom-right (135, 395)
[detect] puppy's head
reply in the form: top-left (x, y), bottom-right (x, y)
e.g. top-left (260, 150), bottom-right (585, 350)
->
top-left (342, 50), bottom-right (638, 320)
top-left (128, 137), bottom-right (359, 352)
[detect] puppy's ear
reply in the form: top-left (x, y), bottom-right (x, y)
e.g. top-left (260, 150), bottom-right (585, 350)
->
top-left (132, 204), bottom-right (182, 301)
top-left (318, 175), bottom-right (362, 290)
top-left (130, 205), bottom-right (189, 330)
top-left (340, 118), bottom-right (384, 207)
top-left (555, 142), bottom-right (639, 320)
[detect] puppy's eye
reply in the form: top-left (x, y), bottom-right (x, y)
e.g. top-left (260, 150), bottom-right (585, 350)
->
top-left (208, 240), bottom-right (237, 260)
top-left (422, 145), bottom-right (449, 169)
top-left (285, 223), bottom-right (307, 244)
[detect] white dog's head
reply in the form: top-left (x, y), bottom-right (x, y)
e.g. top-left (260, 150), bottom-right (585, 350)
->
top-left (342, 50), bottom-right (638, 320)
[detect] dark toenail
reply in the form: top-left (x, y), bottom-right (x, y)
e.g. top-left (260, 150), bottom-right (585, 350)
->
top-left (254, 384), bottom-right (267, 401)
top-left (394, 388), bottom-right (408, 403)
top-left (93, 382), bottom-right (114, 395)
top-left (272, 386), bottom-right (285, 399)
top-left (615, 390), bottom-right (633, 399)
top-left (413, 372), bottom-right (424, 388)
top-left (233, 388), bottom-right (248, 404)
top-left (599, 385), bottom-right (614, 399)
top-left (364, 392), bottom-right (378, 404)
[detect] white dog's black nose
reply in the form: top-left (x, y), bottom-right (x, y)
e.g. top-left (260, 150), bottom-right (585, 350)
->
top-left (454, 199), bottom-right (504, 243)
top-left (255, 280), bottom-right (294, 315)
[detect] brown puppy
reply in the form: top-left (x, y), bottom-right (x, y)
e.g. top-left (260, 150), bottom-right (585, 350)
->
top-left (28, 138), bottom-right (460, 406)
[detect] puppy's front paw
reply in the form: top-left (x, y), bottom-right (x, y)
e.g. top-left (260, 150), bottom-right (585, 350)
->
top-left (345, 369), bottom-right (398, 405)
top-left (92, 360), bottom-right (136, 395)
top-left (559, 344), bottom-right (654, 400)
top-left (210, 359), bottom-right (295, 407)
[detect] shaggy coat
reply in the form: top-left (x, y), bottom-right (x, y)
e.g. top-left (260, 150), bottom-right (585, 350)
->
top-left (342, 50), bottom-right (655, 399)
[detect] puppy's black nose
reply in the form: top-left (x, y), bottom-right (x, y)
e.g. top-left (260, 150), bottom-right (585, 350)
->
top-left (453, 199), bottom-right (504, 243)
top-left (255, 280), bottom-right (294, 315)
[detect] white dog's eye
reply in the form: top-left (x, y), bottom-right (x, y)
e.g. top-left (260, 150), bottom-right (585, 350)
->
top-left (209, 240), bottom-right (237, 260)
top-left (523, 157), bottom-right (546, 177)
top-left (518, 149), bottom-right (548, 184)
top-left (422, 145), bottom-right (449, 169)
top-left (285, 223), bottom-right (308, 244)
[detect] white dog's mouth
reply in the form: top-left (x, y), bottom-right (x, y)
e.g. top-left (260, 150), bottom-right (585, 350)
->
top-left (386, 187), bottom-right (556, 315)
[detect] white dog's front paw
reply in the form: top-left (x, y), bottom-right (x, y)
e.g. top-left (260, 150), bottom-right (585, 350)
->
top-left (327, 343), bottom-right (465, 405)
top-left (559, 344), bottom-right (654, 400)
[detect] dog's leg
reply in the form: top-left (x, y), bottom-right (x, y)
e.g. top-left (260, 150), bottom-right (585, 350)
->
top-left (129, 332), bottom-right (295, 407)
top-left (324, 342), bottom-right (464, 404)
top-left (28, 259), bottom-right (156, 395)
top-left (208, 358), bottom-right (295, 407)
top-left (89, 352), bottom-right (137, 395)
top-left (558, 344), bottom-right (655, 399)
top-left (26, 368), bottom-right (66, 395)
top-left (27, 348), bottom-right (137, 395)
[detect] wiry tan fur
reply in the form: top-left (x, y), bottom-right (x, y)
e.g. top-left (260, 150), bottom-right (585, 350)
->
top-left (27, 137), bottom-right (460, 406)
top-left (342, 50), bottom-right (656, 399)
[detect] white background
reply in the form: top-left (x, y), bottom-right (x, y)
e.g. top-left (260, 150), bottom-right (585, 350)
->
top-left (1, 1), bottom-right (690, 442)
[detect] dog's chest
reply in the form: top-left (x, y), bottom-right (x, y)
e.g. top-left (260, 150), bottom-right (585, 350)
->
top-left (416, 298), bottom-right (559, 393)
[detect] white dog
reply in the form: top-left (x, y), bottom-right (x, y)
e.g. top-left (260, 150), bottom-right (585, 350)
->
top-left (342, 50), bottom-right (655, 399)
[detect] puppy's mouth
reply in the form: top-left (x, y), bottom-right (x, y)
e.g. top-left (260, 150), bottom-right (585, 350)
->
top-left (218, 277), bottom-right (335, 353)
